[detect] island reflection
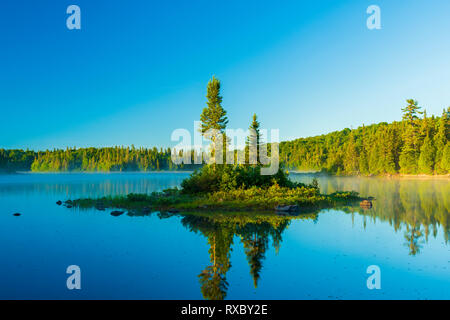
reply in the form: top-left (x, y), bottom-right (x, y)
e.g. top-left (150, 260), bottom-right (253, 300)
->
top-left (126, 177), bottom-right (449, 300)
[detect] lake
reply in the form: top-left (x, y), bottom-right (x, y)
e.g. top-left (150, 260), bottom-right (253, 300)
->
top-left (0, 172), bottom-right (448, 299)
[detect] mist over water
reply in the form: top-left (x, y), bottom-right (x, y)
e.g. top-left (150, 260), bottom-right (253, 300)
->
top-left (0, 173), bottom-right (448, 299)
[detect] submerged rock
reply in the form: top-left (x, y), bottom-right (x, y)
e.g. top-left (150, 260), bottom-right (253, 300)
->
top-left (56, 201), bottom-right (62, 205)
top-left (95, 204), bottom-right (105, 211)
top-left (110, 210), bottom-right (125, 217)
top-left (63, 200), bottom-right (74, 208)
top-left (13, 213), bottom-right (21, 216)
top-left (275, 205), bottom-right (299, 212)
top-left (142, 207), bottom-right (151, 214)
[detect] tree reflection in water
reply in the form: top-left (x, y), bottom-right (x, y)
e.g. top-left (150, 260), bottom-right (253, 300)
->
top-left (104, 176), bottom-right (449, 299)
top-left (179, 212), bottom-right (316, 300)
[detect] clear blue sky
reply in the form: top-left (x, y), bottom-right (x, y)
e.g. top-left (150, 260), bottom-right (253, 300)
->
top-left (1, 0), bottom-right (450, 150)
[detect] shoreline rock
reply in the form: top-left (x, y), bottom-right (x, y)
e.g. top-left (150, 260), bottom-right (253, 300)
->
top-left (360, 200), bottom-right (373, 208)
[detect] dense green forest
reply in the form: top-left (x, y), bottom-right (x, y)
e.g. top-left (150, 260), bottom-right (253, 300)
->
top-left (1, 100), bottom-right (449, 175)
top-left (281, 102), bottom-right (449, 175)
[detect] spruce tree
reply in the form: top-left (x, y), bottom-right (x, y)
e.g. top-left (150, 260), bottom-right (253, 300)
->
top-left (343, 133), bottom-right (359, 174)
top-left (400, 99), bottom-right (423, 174)
top-left (200, 76), bottom-right (228, 162)
top-left (382, 126), bottom-right (397, 174)
top-left (247, 113), bottom-right (261, 165)
top-left (358, 147), bottom-right (369, 175)
top-left (441, 142), bottom-right (450, 173)
top-left (418, 135), bottom-right (435, 174)
top-left (368, 142), bottom-right (382, 174)
top-left (434, 108), bottom-right (449, 173)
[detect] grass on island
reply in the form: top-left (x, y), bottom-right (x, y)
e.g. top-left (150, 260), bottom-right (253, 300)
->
top-left (68, 165), bottom-right (363, 214)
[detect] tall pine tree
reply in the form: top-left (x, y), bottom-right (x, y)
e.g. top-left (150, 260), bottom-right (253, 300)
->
top-left (400, 99), bottom-right (423, 174)
top-left (246, 113), bottom-right (261, 165)
top-left (199, 76), bottom-right (228, 162)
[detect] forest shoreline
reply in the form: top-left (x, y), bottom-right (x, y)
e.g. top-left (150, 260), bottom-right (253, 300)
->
top-left (289, 171), bottom-right (450, 179)
top-left (1, 170), bottom-right (449, 179)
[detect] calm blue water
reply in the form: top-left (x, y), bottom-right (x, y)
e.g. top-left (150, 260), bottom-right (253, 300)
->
top-left (0, 172), bottom-right (449, 299)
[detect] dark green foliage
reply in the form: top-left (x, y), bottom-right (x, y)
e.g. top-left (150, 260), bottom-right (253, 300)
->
top-left (200, 76), bottom-right (228, 139)
top-left (310, 178), bottom-right (319, 190)
top-left (180, 164), bottom-right (305, 195)
top-left (0, 149), bottom-right (35, 172)
top-left (199, 76), bottom-right (229, 162)
top-left (246, 113), bottom-right (261, 164)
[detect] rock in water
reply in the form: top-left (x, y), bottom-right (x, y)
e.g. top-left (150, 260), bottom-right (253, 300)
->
top-left (13, 213), bottom-right (21, 216)
top-left (110, 211), bottom-right (125, 217)
top-left (142, 207), bottom-right (151, 214)
top-left (275, 205), bottom-right (299, 213)
top-left (95, 204), bottom-right (105, 211)
top-left (56, 201), bottom-right (62, 205)
top-left (360, 200), bottom-right (373, 208)
top-left (275, 205), bottom-right (290, 212)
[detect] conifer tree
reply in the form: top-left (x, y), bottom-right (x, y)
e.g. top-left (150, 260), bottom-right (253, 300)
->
top-left (246, 113), bottom-right (261, 165)
top-left (434, 108), bottom-right (449, 173)
top-left (418, 135), bottom-right (435, 174)
top-left (358, 147), bottom-right (369, 175)
top-left (441, 142), bottom-right (450, 173)
top-left (400, 99), bottom-right (423, 174)
top-left (344, 133), bottom-right (359, 174)
top-left (368, 142), bottom-right (382, 174)
top-left (381, 126), bottom-right (397, 174)
top-left (401, 99), bottom-right (423, 123)
top-left (200, 76), bottom-right (228, 162)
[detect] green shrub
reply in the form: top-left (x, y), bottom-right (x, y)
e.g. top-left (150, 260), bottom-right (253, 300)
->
top-left (181, 164), bottom-right (307, 194)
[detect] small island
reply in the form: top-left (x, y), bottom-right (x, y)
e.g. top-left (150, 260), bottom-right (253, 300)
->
top-left (66, 77), bottom-right (364, 214)
top-left (66, 171), bottom-right (362, 214)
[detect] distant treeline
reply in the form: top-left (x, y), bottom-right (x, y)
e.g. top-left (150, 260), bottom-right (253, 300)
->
top-left (0, 147), bottom-right (200, 172)
top-left (281, 105), bottom-right (449, 175)
top-left (1, 103), bottom-right (449, 175)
